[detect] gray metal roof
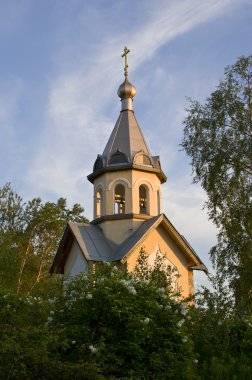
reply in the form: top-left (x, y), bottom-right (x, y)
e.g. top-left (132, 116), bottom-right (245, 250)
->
top-left (102, 110), bottom-right (152, 161)
top-left (50, 222), bottom-right (114, 274)
top-left (50, 214), bottom-right (207, 274)
top-left (87, 78), bottom-right (167, 184)
top-left (69, 222), bottom-right (113, 261)
top-left (113, 214), bottom-right (207, 272)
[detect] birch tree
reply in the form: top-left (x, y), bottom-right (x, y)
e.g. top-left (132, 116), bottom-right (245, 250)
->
top-left (182, 55), bottom-right (252, 314)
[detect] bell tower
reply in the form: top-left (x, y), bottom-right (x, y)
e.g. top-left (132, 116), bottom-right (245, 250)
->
top-left (87, 47), bottom-right (167, 250)
top-left (51, 46), bottom-right (207, 295)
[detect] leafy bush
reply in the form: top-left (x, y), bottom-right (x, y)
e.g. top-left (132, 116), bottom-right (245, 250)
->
top-left (49, 262), bottom-right (197, 379)
top-left (191, 281), bottom-right (252, 379)
top-left (1, 252), bottom-right (251, 379)
top-left (0, 290), bottom-right (102, 379)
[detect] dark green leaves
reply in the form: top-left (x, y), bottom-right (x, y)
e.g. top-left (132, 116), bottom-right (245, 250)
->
top-left (0, 183), bottom-right (88, 296)
top-left (182, 55), bottom-right (252, 315)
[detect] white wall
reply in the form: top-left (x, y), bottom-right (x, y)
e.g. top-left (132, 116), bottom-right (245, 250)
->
top-left (64, 240), bottom-right (88, 277)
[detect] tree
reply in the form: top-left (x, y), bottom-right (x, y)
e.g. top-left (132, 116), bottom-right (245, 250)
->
top-left (190, 275), bottom-right (252, 379)
top-left (0, 183), bottom-right (88, 296)
top-left (181, 55), bottom-right (252, 314)
top-left (50, 260), bottom-right (197, 379)
top-left (1, 243), bottom-right (251, 379)
top-left (0, 290), bottom-right (102, 380)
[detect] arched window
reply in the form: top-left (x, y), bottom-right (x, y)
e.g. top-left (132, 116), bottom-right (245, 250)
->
top-left (114, 184), bottom-right (125, 214)
top-left (108, 150), bottom-right (129, 165)
top-left (96, 189), bottom-right (103, 218)
top-left (157, 190), bottom-right (161, 214)
top-left (139, 185), bottom-right (148, 214)
top-left (134, 152), bottom-right (152, 166)
top-left (146, 247), bottom-right (180, 299)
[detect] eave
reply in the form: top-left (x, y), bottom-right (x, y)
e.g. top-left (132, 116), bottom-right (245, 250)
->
top-left (115, 213), bottom-right (208, 273)
top-left (87, 163), bottom-right (167, 184)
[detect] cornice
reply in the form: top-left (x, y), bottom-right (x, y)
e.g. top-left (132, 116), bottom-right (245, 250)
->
top-left (87, 163), bottom-right (167, 184)
top-left (91, 213), bottom-right (153, 225)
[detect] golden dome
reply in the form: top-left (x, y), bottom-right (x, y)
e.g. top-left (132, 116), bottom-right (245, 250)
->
top-left (117, 78), bottom-right (136, 99)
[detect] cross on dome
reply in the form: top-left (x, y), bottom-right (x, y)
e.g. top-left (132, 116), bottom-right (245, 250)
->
top-left (121, 46), bottom-right (130, 77)
top-left (117, 46), bottom-right (136, 107)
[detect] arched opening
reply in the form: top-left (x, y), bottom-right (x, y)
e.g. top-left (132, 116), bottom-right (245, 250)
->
top-left (96, 189), bottom-right (103, 218)
top-left (114, 184), bottom-right (125, 214)
top-left (157, 190), bottom-right (161, 214)
top-left (133, 151), bottom-right (152, 166)
top-left (108, 150), bottom-right (129, 165)
top-left (139, 185), bottom-right (148, 214)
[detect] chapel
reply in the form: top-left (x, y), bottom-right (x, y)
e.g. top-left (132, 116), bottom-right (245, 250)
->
top-left (50, 47), bottom-right (207, 297)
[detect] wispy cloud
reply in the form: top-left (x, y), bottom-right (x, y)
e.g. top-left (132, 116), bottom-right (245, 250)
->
top-left (123, 0), bottom-right (240, 69)
top-left (1, 0), bottom-right (247, 290)
top-left (22, 0), bottom-right (243, 287)
top-left (25, 0), bottom-right (242, 214)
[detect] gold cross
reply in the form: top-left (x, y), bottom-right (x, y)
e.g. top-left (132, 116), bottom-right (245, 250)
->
top-left (121, 46), bottom-right (130, 77)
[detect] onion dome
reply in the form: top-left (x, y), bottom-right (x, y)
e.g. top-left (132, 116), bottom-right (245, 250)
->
top-left (117, 78), bottom-right (136, 100)
top-left (117, 77), bottom-right (136, 111)
top-left (87, 46), bottom-right (167, 184)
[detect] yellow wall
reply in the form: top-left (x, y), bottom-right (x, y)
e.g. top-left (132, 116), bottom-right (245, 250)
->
top-left (99, 218), bottom-right (143, 250)
top-left (92, 169), bottom-right (194, 298)
top-left (125, 225), bottom-right (194, 298)
top-left (93, 169), bottom-right (161, 220)
top-left (131, 170), bottom-right (161, 215)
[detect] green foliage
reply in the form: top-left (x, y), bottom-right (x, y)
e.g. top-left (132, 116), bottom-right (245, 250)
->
top-left (51, 261), bottom-right (196, 379)
top-left (191, 281), bottom-right (252, 379)
top-left (182, 55), bottom-right (252, 315)
top-left (0, 290), bottom-right (102, 380)
top-left (0, 256), bottom-right (197, 379)
top-left (0, 183), bottom-right (88, 296)
top-left (0, 253), bottom-right (251, 379)
top-left (0, 182), bottom-right (251, 378)
top-left (134, 247), bottom-right (181, 297)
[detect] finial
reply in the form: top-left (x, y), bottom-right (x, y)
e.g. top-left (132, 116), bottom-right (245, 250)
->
top-left (121, 46), bottom-right (130, 77)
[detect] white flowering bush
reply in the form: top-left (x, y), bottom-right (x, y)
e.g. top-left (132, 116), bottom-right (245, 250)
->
top-left (1, 257), bottom-right (251, 379)
top-left (0, 290), bottom-right (101, 379)
top-left (50, 260), bottom-right (197, 379)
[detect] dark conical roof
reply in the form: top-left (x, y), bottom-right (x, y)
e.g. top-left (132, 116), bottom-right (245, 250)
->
top-left (87, 77), bottom-right (166, 184)
top-left (102, 109), bottom-right (152, 161)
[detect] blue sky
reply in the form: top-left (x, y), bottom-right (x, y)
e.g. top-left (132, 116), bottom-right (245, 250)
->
top-left (1, 0), bottom-right (251, 287)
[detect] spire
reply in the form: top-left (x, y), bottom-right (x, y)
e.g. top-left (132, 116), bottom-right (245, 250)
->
top-left (117, 46), bottom-right (136, 111)
top-left (87, 47), bottom-right (167, 185)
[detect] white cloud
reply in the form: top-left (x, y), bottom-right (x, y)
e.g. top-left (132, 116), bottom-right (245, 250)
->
top-left (26, 0), bottom-right (242, 205)
top-left (22, 0), bottom-right (240, 286)
top-left (126, 0), bottom-right (241, 69)
top-left (3, 0), bottom-right (246, 290)
top-left (163, 178), bottom-right (217, 248)
top-left (162, 178), bottom-right (218, 289)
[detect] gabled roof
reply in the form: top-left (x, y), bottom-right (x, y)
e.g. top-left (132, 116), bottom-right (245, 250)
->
top-left (50, 222), bottom-right (113, 274)
top-left (113, 214), bottom-right (208, 273)
top-left (50, 214), bottom-right (207, 275)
